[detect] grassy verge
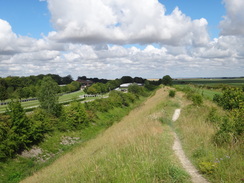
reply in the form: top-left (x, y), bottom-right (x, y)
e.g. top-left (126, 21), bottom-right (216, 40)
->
top-left (174, 96), bottom-right (244, 183)
top-left (20, 87), bottom-right (190, 183)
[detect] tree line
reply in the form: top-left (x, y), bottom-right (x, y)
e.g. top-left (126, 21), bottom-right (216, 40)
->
top-left (0, 74), bottom-right (79, 101)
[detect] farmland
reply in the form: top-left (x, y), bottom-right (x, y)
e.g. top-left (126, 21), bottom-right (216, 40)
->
top-left (173, 77), bottom-right (244, 87)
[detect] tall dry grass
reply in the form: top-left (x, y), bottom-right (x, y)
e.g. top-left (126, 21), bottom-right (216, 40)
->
top-left (22, 87), bottom-right (190, 183)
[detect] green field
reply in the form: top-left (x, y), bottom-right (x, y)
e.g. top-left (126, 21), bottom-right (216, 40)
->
top-left (0, 90), bottom-right (87, 113)
top-left (173, 78), bottom-right (244, 87)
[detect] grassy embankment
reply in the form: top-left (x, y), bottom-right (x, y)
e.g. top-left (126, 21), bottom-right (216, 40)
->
top-left (173, 92), bottom-right (243, 182)
top-left (21, 87), bottom-right (191, 183)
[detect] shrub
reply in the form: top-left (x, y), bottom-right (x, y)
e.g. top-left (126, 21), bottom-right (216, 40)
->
top-left (213, 87), bottom-right (244, 110)
top-left (169, 90), bottom-right (176, 97)
top-left (29, 108), bottom-right (55, 143)
top-left (62, 102), bottom-right (88, 130)
top-left (191, 94), bottom-right (203, 106)
top-left (207, 107), bottom-right (221, 125)
top-left (199, 161), bottom-right (218, 174)
top-left (213, 112), bottom-right (243, 146)
top-left (128, 84), bottom-right (145, 96)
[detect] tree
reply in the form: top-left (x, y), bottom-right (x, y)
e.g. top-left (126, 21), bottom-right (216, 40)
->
top-left (5, 101), bottom-right (32, 155)
top-left (128, 84), bottom-right (144, 96)
top-left (162, 75), bottom-right (173, 86)
top-left (121, 76), bottom-right (133, 83)
top-left (0, 86), bottom-right (8, 101)
top-left (37, 76), bottom-right (61, 116)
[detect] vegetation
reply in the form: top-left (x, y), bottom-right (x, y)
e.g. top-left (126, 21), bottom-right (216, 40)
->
top-left (212, 87), bottom-right (243, 146)
top-left (0, 76), bottom-right (159, 182)
top-left (1, 75), bottom-right (243, 183)
top-left (21, 87), bottom-right (190, 183)
top-left (37, 76), bottom-right (62, 117)
top-left (0, 74), bottom-right (75, 101)
top-left (173, 77), bottom-right (244, 88)
top-left (174, 85), bottom-right (243, 183)
top-left (162, 75), bottom-right (173, 86)
top-left (0, 101), bottom-right (33, 160)
top-left (169, 90), bottom-right (176, 97)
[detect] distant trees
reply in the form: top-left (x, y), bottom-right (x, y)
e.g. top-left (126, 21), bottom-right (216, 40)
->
top-left (84, 79), bottom-right (122, 94)
top-left (162, 75), bottom-right (173, 86)
top-left (0, 74), bottom-right (75, 101)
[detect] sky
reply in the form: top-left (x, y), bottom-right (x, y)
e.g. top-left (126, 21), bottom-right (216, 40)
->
top-left (0, 0), bottom-right (243, 79)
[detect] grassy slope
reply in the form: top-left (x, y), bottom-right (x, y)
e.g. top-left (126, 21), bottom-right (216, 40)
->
top-left (174, 94), bottom-right (244, 183)
top-left (21, 87), bottom-right (190, 183)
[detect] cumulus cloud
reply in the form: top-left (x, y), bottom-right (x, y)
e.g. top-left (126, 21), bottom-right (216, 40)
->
top-left (220, 0), bottom-right (244, 35)
top-left (0, 1), bottom-right (243, 78)
top-left (0, 18), bottom-right (64, 56)
top-left (46, 0), bottom-right (209, 46)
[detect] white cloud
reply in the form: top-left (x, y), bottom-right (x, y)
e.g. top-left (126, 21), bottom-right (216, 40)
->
top-left (0, 1), bottom-right (243, 79)
top-left (46, 0), bottom-right (209, 46)
top-left (220, 0), bottom-right (244, 35)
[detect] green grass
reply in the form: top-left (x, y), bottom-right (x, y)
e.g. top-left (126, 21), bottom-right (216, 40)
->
top-left (175, 85), bottom-right (222, 100)
top-left (173, 78), bottom-right (244, 88)
top-left (19, 87), bottom-right (190, 183)
top-left (0, 90), bottom-right (101, 113)
top-left (0, 92), bottom-right (149, 183)
top-left (174, 98), bottom-right (244, 183)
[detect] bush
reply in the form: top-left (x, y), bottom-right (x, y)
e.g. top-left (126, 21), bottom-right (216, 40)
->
top-left (191, 94), bottom-right (203, 106)
top-left (29, 108), bottom-right (55, 143)
top-left (213, 87), bottom-right (244, 110)
top-left (213, 111), bottom-right (243, 146)
top-left (128, 84), bottom-right (145, 96)
top-left (61, 102), bottom-right (88, 130)
top-left (199, 161), bottom-right (218, 174)
top-left (169, 90), bottom-right (176, 97)
top-left (207, 107), bottom-right (221, 124)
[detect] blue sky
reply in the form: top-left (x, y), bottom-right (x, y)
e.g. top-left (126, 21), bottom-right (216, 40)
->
top-left (0, 0), bottom-right (225, 39)
top-left (0, 0), bottom-right (243, 79)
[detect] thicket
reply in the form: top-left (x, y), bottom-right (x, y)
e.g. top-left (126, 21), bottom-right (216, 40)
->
top-left (0, 81), bottom-right (153, 161)
top-left (211, 87), bottom-right (244, 146)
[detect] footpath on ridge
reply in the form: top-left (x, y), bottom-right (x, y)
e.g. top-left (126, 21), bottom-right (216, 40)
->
top-left (172, 109), bottom-right (209, 183)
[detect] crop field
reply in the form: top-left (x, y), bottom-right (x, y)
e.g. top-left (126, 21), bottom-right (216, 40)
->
top-left (173, 77), bottom-right (244, 87)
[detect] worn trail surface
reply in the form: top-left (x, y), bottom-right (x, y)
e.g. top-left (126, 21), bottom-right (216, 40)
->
top-left (172, 109), bottom-right (209, 183)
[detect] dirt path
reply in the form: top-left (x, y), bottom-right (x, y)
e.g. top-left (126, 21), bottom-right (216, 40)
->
top-left (172, 109), bottom-right (209, 183)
